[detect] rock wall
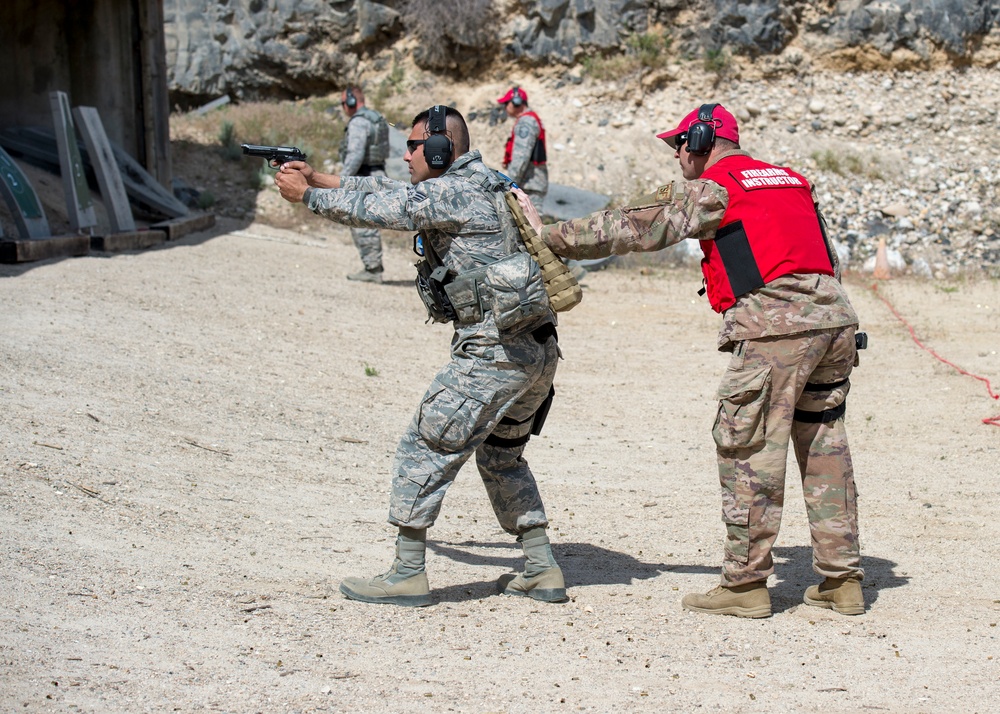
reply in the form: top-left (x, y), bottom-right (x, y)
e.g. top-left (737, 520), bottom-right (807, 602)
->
top-left (164, 0), bottom-right (403, 105)
top-left (665, 0), bottom-right (1000, 62)
top-left (506, 0), bottom-right (651, 62)
top-left (164, 0), bottom-right (1000, 106)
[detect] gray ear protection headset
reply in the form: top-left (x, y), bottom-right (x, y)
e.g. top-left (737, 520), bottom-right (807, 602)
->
top-left (684, 103), bottom-right (720, 156)
top-left (424, 105), bottom-right (453, 170)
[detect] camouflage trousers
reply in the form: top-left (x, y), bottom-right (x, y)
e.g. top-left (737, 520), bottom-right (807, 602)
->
top-left (712, 326), bottom-right (863, 587)
top-left (388, 329), bottom-right (559, 534)
top-left (519, 163), bottom-right (548, 204)
top-left (350, 226), bottom-right (382, 271)
top-left (350, 167), bottom-right (385, 271)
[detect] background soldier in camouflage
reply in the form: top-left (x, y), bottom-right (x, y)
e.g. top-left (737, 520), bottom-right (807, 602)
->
top-left (517, 104), bottom-right (865, 619)
top-left (275, 106), bottom-right (567, 607)
top-left (338, 86), bottom-right (390, 283)
top-left (498, 86), bottom-right (548, 207)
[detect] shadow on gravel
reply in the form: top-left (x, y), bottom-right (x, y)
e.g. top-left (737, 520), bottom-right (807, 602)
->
top-left (427, 540), bottom-right (717, 604)
top-left (427, 541), bottom-right (906, 609)
top-left (769, 545), bottom-right (906, 614)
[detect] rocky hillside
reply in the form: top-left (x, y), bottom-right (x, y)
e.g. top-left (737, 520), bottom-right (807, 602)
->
top-left (164, 0), bottom-right (1000, 106)
top-left (163, 1), bottom-right (1000, 278)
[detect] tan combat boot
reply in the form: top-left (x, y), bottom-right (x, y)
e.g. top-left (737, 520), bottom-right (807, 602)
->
top-left (339, 528), bottom-right (431, 607)
top-left (346, 267), bottom-right (383, 283)
top-left (803, 576), bottom-right (865, 615)
top-left (498, 567), bottom-right (568, 603)
top-left (682, 582), bottom-right (772, 618)
top-left (498, 527), bottom-right (568, 603)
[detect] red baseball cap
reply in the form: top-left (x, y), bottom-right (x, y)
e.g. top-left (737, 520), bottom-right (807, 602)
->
top-left (657, 104), bottom-right (740, 149)
top-left (497, 86), bottom-right (528, 104)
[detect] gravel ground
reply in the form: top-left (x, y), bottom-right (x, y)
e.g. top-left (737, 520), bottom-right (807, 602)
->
top-left (2, 214), bottom-right (999, 712)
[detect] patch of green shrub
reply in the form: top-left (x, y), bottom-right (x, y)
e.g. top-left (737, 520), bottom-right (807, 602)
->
top-left (582, 31), bottom-right (673, 81)
top-left (196, 190), bottom-right (216, 209)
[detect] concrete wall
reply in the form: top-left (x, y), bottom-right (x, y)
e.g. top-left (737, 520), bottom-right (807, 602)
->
top-left (0, 0), bottom-right (172, 185)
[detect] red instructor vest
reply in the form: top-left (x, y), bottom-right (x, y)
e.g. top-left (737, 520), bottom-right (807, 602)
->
top-left (503, 111), bottom-right (547, 167)
top-left (699, 155), bottom-right (834, 313)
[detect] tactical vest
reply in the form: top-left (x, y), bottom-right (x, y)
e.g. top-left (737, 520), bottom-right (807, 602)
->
top-left (339, 107), bottom-right (390, 167)
top-left (699, 155), bottom-right (834, 313)
top-left (414, 162), bottom-right (555, 331)
top-left (503, 112), bottom-right (547, 167)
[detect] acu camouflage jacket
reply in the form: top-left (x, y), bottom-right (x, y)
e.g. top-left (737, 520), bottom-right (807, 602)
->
top-left (304, 151), bottom-right (554, 354)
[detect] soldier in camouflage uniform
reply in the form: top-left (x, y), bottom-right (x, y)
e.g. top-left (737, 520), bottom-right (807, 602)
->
top-left (517, 103), bottom-right (865, 618)
top-left (498, 86), bottom-right (548, 207)
top-left (338, 86), bottom-right (391, 283)
top-left (275, 106), bottom-right (567, 607)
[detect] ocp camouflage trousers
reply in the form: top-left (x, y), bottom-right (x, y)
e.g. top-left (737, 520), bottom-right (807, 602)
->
top-left (388, 332), bottom-right (559, 535)
top-left (713, 327), bottom-right (863, 586)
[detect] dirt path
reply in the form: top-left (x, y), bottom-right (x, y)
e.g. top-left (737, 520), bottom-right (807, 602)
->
top-left (2, 220), bottom-right (999, 712)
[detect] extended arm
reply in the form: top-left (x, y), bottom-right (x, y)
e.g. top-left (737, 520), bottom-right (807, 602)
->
top-left (539, 180), bottom-right (729, 259)
top-left (305, 184), bottom-right (417, 231)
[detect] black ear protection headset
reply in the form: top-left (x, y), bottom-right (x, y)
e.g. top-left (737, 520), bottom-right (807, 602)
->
top-left (344, 87), bottom-right (357, 108)
top-left (423, 105), bottom-right (453, 170)
top-left (510, 86), bottom-right (524, 107)
top-left (684, 103), bottom-right (720, 156)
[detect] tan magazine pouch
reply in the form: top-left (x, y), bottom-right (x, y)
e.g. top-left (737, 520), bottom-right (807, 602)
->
top-left (503, 192), bottom-right (583, 313)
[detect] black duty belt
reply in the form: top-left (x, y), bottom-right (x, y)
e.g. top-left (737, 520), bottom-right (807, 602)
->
top-left (357, 164), bottom-right (386, 176)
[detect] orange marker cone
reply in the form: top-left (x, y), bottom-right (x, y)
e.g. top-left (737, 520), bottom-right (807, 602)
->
top-left (873, 236), bottom-right (891, 280)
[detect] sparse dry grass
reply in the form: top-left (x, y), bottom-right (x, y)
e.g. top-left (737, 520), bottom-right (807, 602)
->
top-left (581, 31), bottom-right (673, 81)
top-left (171, 99), bottom-right (345, 169)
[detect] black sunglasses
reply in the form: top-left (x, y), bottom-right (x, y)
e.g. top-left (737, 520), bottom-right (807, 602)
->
top-left (674, 132), bottom-right (687, 149)
top-left (406, 139), bottom-right (426, 154)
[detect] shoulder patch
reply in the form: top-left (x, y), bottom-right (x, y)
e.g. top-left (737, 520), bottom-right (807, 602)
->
top-left (516, 124), bottom-right (532, 138)
top-left (656, 183), bottom-right (674, 202)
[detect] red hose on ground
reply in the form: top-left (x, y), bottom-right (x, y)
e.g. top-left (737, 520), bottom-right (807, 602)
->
top-left (869, 283), bottom-right (1000, 427)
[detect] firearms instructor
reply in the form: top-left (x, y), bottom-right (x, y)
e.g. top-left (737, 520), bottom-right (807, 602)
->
top-left (498, 86), bottom-right (548, 208)
top-left (517, 103), bottom-right (865, 618)
top-left (338, 86), bottom-right (391, 283)
top-left (275, 105), bottom-right (567, 607)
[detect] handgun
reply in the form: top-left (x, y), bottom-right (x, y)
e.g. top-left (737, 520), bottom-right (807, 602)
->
top-left (240, 144), bottom-right (307, 169)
